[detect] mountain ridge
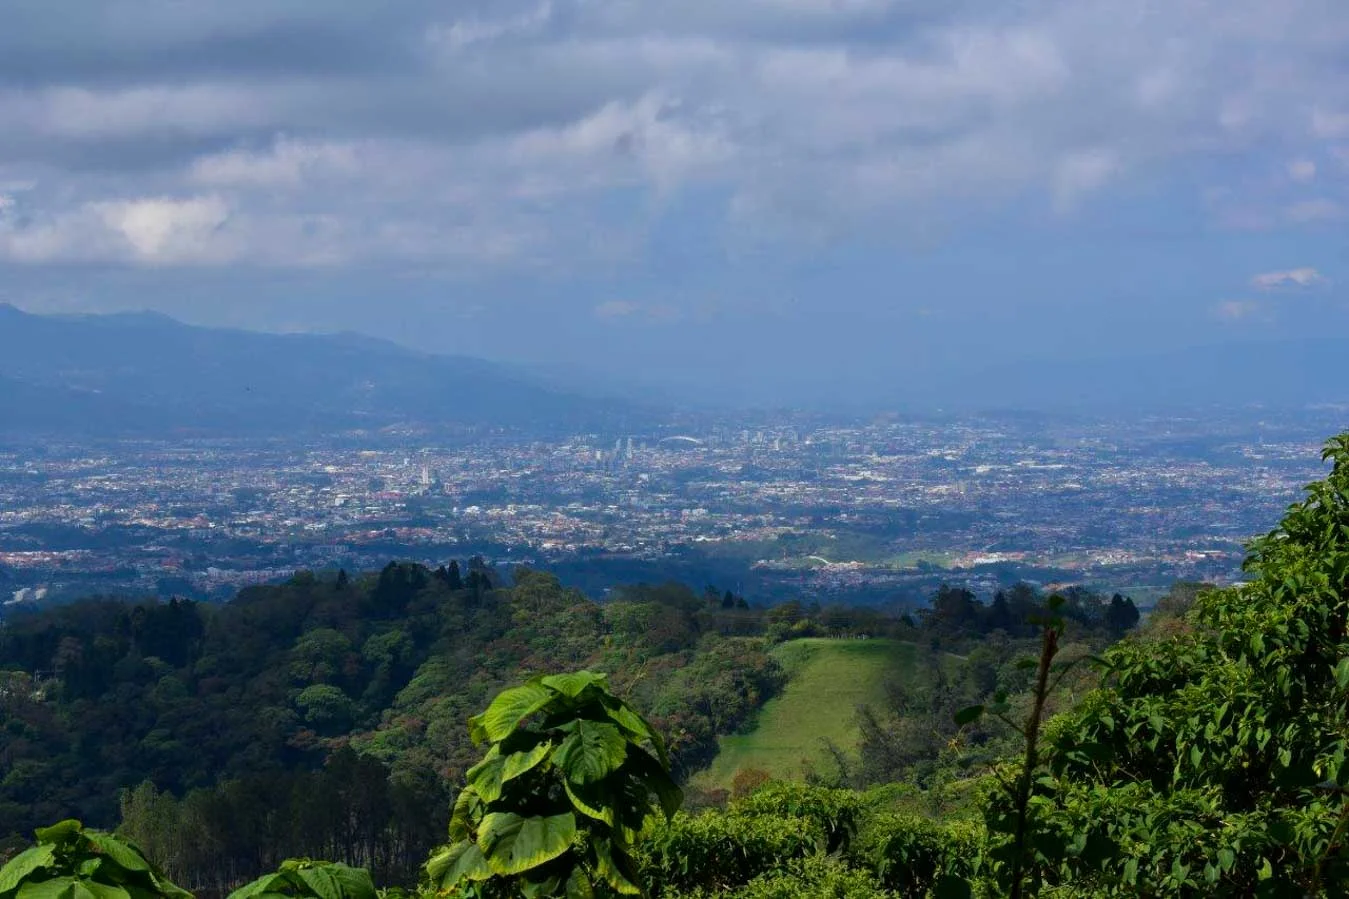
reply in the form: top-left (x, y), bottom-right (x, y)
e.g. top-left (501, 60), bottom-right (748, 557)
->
top-left (0, 304), bottom-right (641, 437)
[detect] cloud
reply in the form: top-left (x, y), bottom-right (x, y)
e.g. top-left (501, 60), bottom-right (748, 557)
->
top-left (1287, 158), bottom-right (1317, 183)
top-left (427, 2), bottom-right (554, 52)
top-left (1312, 108), bottom-right (1349, 139)
top-left (0, 0), bottom-right (1347, 268)
top-left (1251, 267), bottom-right (1328, 290)
top-left (189, 138), bottom-right (361, 187)
top-left (1283, 198), bottom-right (1344, 224)
top-left (1212, 299), bottom-right (1263, 321)
top-left (1051, 148), bottom-right (1120, 213)
top-left (594, 300), bottom-right (641, 318)
top-left (593, 299), bottom-right (683, 322)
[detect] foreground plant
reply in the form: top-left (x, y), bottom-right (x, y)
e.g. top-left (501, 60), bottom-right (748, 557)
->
top-left (227, 859), bottom-right (376, 899)
top-left (955, 594), bottom-right (1078, 898)
top-left (0, 819), bottom-right (191, 899)
top-left (426, 671), bottom-right (682, 897)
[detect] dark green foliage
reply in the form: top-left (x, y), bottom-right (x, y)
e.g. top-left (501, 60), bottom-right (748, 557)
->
top-left (117, 751), bottom-right (448, 895)
top-left (658, 857), bottom-right (891, 899)
top-left (0, 562), bottom-right (791, 888)
top-left (0, 819), bottom-right (190, 899)
top-left (642, 811), bottom-right (822, 895)
top-left (226, 860), bottom-right (375, 899)
top-left (729, 783), bottom-right (864, 855)
top-left (856, 813), bottom-right (983, 898)
top-left (1104, 593), bottom-right (1140, 635)
top-left (427, 671), bottom-right (681, 897)
top-left (994, 433), bottom-right (1349, 895)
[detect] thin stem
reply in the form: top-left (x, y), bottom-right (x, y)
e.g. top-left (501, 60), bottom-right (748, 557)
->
top-left (1009, 621), bottom-right (1060, 899)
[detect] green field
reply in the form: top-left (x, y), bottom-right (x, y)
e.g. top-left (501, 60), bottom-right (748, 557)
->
top-left (693, 638), bottom-right (918, 790)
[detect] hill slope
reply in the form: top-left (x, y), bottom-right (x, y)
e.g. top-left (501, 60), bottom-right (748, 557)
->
top-left (0, 304), bottom-right (639, 437)
top-left (694, 638), bottom-right (917, 789)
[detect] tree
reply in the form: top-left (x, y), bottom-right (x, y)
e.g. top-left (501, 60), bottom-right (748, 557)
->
top-left (1104, 593), bottom-right (1139, 635)
top-left (426, 671), bottom-right (682, 897)
top-left (447, 561), bottom-right (464, 592)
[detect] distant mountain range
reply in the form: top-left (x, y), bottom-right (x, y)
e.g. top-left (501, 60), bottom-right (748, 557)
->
top-left (0, 304), bottom-right (641, 438)
top-left (2, 303), bottom-right (1345, 437)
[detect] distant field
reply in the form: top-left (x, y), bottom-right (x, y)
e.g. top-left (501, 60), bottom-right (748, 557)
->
top-left (693, 638), bottom-right (918, 790)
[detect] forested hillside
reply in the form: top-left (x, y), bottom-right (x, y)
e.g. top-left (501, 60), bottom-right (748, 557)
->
top-left (0, 552), bottom-right (1138, 892)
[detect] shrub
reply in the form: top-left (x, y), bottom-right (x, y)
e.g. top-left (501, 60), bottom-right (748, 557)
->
top-left (856, 812), bottom-right (985, 898)
top-left (0, 819), bottom-right (190, 899)
top-left (227, 859), bottom-right (377, 899)
top-left (642, 811), bottom-right (822, 895)
top-left (661, 858), bottom-right (893, 899)
top-left (731, 783), bottom-right (866, 854)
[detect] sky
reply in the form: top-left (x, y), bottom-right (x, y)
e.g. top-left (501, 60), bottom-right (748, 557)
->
top-left (1, 0), bottom-right (1347, 406)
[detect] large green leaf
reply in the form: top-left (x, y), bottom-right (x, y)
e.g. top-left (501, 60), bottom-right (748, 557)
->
top-left (623, 748), bottom-right (683, 820)
top-left (500, 740), bottom-right (553, 784)
top-left (449, 789), bottom-right (483, 842)
top-left (602, 701), bottom-right (668, 769)
top-left (17, 877), bottom-right (78, 899)
top-left (85, 834), bottom-right (149, 874)
top-left (325, 864), bottom-right (374, 899)
top-left (33, 823), bottom-right (82, 845)
top-left (465, 747), bottom-right (506, 803)
top-left (466, 740), bottom-right (554, 803)
top-left (294, 863), bottom-right (374, 899)
top-left (74, 883), bottom-right (129, 899)
top-left (471, 684), bottom-right (555, 744)
top-left (226, 872), bottom-right (291, 899)
top-left (477, 813), bottom-right (576, 876)
top-left (426, 842), bottom-right (492, 886)
top-left (564, 868), bottom-right (595, 899)
top-left (539, 672), bottom-right (607, 698)
top-left (590, 838), bottom-right (641, 896)
top-left (292, 866), bottom-right (342, 899)
top-left (563, 778), bottom-right (614, 825)
top-left (0, 845), bottom-right (56, 896)
top-left (145, 872), bottom-right (192, 899)
top-left (553, 721), bottom-right (627, 785)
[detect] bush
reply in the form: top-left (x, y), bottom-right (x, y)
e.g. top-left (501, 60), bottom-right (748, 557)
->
top-left (642, 811), bottom-right (822, 895)
top-left (732, 782), bottom-right (866, 854)
top-left (662, 858), bottom-right (893, 899)
top-left (0, 819), bottom-right (190, 899)
top-left (855, 812), bottom-right (985, 898)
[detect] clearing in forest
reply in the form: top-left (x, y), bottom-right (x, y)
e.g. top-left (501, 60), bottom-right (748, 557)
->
top-left (692, 637), bottom-right (917, 790)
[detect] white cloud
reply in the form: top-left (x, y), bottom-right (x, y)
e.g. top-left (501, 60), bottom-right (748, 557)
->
top-left (2, 0), bottom-right (1349, 268)
top-left (93, 196), bottom-right (231, 263)
top-left (1213, 299), bottom-right (1262, 321)
top-left (1052, 148), bottom-right (1120, 213)
top-left (189, 139), bottom-right (360, 187)
top-left (1284, 198), bottom-right (1344, 224)
top-left (1312, 108), bottom-right (1349, 139)
top-left (427, 1), bottom-right (554, 53)
top-left (1287, 158), bottom-right (1317, 182)
top-left (1251, 267), bottom-right (1328, 290)
top-left (594, 300), bottom-right (640, 318)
